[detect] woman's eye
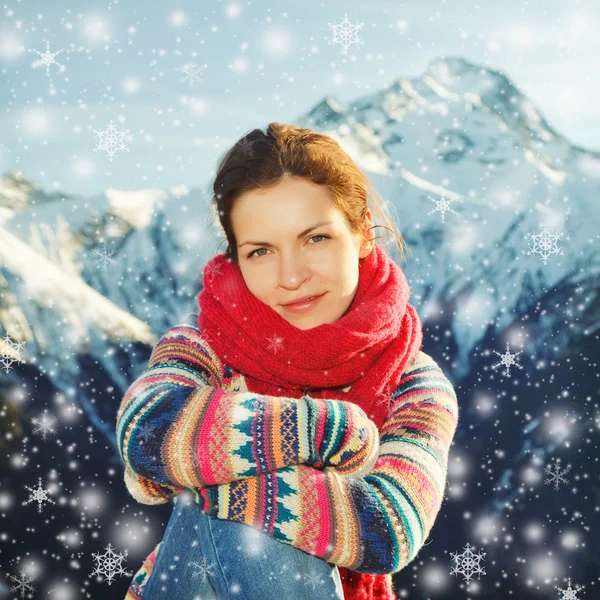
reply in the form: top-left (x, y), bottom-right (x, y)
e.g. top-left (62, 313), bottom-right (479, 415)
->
top-left (247, 234), bottom-right (330, 259)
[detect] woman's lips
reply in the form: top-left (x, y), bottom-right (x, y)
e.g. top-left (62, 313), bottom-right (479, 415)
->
top-left (281, 292), bottom-right (326, 313)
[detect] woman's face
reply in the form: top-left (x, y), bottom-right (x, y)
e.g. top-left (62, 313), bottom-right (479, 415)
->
top-left (231, 175), bottom-right (374, 330)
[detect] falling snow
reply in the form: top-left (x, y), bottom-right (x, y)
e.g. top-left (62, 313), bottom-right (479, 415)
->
top-left (91, 543), bottom-right (133, 585)
top-left (555, 577), bottom-right (585, 600)
top-left (177, 61), bottom-right (206, 88)
top-left (491, 342), bottom-right (524, 377)
top-left (427, 194), bottom-right (461, 223)
top-left (449, 542), bottom-right (486, 585)
top-left (327, 12), bottom-right (364, 55)
top-left (8, 571), bottom-right (36, 599)
top-left (29, 40), bottom-right (65, 76)
top-left (24, 477), bottom-right (56, 513)
top-left (91, 241), bottom-right (117, 270)
top-left (526, 224), bottom-right (565, 265)
top-left (544, 458), bottom-right (572, 491)
top-left (1, 331), bottom-right (26, 373)
top-left (31, 408), bottom-right (59, 441)
top-left (93, 120), bottom-right (131, 161)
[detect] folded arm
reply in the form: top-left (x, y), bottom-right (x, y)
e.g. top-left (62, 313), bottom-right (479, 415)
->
top-left (116, 320), bottom-right (379, 503)
top-left (192, 351), bottom-right (459, 575)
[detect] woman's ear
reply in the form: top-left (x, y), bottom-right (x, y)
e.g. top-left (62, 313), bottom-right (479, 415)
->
top-left (359, 209), bottom-right (375, 258)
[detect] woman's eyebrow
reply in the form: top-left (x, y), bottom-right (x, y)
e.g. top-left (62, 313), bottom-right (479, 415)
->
top-left (238, 220), bottom-right (334, 248)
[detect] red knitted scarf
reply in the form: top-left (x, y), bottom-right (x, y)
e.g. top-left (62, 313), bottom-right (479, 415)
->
top-left (197, 242), bottom-right (423, 600)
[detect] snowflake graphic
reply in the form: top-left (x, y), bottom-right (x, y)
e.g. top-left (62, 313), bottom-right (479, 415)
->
top-left (374, 381), bottom-right (396, 411)
top-left (238, 138), bottom-right (255, 157)
top-left (303, 570), bottom-right (325, 590)
top-left (491, 342), bottom-right (524, 377)
top-left (450, 542), bottom-right (486, 584)
top-left (91, 543), bottom-right (133, 585)
top-left (177, 62), bottom-right (206, 88)
top-left (204, 260), bottom-right (225, 280)
top-left (1, 331), bottom-right (26, 373)
top-left (91, 241), bottom-right (117, 271)
top-left (30, 40), bottom-right (65, 76)
top-left (544, 458), bottom-right (571, 491)
top-left (31, 408), bottom-right (58, 441)
top-left (8, 570), bottom-right (36, 599)
top-left (93, 120), bottom-right (130, 161)
top-left (266, 333), bottom-right (285, 355)
top-left (526, 223), bottom-right (564, 265)
top-left (427, 194), bottom-right (460, 223)
top-left (190, 556), bottom-right (217, 584)
top-left (327, 13), bottom-right (364, 55)
top-left (136, 422), bottom-right (156, 445)
top-left (24, 476), bottom-right (56, 513)
top-left (555, 577), bottom-right (585, 599)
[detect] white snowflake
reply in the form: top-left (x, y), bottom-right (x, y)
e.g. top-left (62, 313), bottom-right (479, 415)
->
top-left (1, 331), bottom-right (26, 373)
top-left (374, 381), bottom-right (395, 411)
top-left (24, 476), bottom-right (56, 513)
top-left (526, 223), bottom-right (564, 265)
top-left (93, 120), bottom-right (130, 161)
top-left (327, 13), bottom-right (364, 55)
top-left (91, 543), bottom-right (133, 585)
top-left (555, 577), bottom-right (585, 599)
top-left (31, 408), bottom-right (58, 441)
top-left (427, 194), bottom-right (460, 223)
top-left (544, 458), bottom-right (571, 491)
top-left (303, 570), bottom-right (325, 590)
top-left (136, 422), bottom-right (156, 445)
top-left (91, 241), bottom-right (117, 271)
top-left (238, 138), bottom-right (255, 157)
top-left (450, 542), bottom-right (486, 584)
top-left (8, 570), bottom-right (36, 599)
top-left (189, 556), bottom-right (217, 584)
top-left (491, 342), bottom-right (524, 377)
top-left (30, 40), bottom-right (65, 76)
top-left (204, 259), bottom-right (225, 280)
top-left (177, 62), bottom-right (205, 88)
top-left (266, 333), bottom-right (285, 355)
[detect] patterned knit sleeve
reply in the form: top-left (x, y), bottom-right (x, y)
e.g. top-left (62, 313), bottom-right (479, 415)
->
top-left (194, 350), bottom-right (459, 575)
top-left (116, 320), bottom-right (380, 505)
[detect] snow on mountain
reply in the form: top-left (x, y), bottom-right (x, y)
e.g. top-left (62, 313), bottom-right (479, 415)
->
top-left (296, 55), bottom-right (600, 377)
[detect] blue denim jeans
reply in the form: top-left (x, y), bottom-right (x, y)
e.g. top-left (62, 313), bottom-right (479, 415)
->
top-left (142, 495), bottom-right (345, 600)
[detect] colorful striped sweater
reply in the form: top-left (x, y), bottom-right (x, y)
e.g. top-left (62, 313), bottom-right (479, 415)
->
top-left (117, 313), bottom-right (459, 598)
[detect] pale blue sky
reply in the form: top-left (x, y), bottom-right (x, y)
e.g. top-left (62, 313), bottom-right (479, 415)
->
top-left (0, 0), bottom-right (598, 196)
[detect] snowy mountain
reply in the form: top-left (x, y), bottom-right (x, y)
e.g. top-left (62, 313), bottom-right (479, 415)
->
top-left (1, 55), bottom-right (599, 594)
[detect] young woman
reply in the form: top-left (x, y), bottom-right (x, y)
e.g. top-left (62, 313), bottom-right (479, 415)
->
top-left (118, 122), bottom-right (459, 600)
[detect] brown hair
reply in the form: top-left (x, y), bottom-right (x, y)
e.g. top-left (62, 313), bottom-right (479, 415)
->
top-left (208, 122), bottom-right (408, 265)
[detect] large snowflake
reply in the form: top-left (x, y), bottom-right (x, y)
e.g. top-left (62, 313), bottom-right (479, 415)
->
top-left (491, 342), bottom-right (524, 377)
top-left (266, 333), bottom-right (285, 355)
top-left (1, 331), bottom-right (26, 373)
top-left (91, 543), bottom-right (132, 585)
top-left (8, 570), bottom-right (36, 599)
top-left (190, 556), bottom-right (217, 584)
top-left (91, 241), bottom-right (117, 271)
top-left (24, 477), bottom-right (56, 513)
top-left (526, 224), bottom-right (564, 265)
top-left (177, 62), bottom-right (205, 88)
top-left (555, 577), bottom-right (585, 599)
top-left (93, 120), bottom-right (130, 161)
top-left (544, 458), bottom-right (571, 491)
top-left (31, 408), bottom-right (59, 441)
top-left (30, 40), bottom-right (65, 76)
top-left (449, 542), bottom-right (486, 584)
top-left (327, 13), bottom-right (364, 55)
top-left (427, 194), bottom-right (461, 223)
